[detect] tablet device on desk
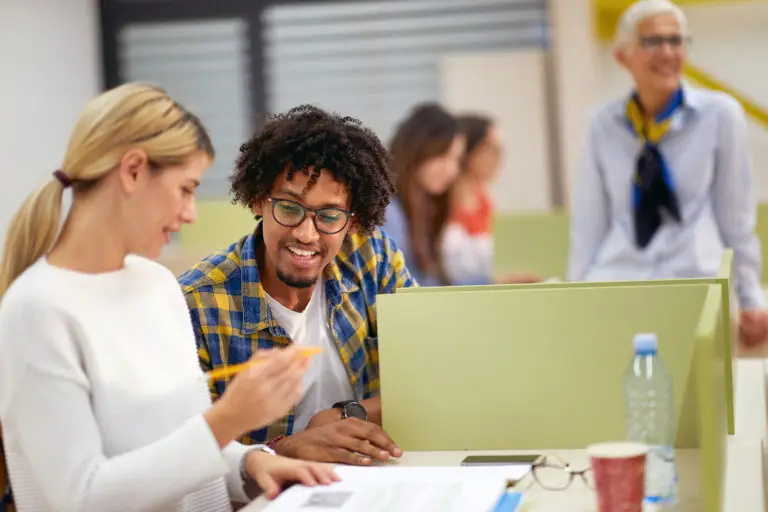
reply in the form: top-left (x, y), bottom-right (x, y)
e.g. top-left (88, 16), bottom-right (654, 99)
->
top-left (460, 455), bottom-right (541, 467)
top-left (461, 455), bottom-right (539, 488)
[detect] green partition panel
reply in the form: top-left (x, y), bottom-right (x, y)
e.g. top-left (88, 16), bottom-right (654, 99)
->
top-left (179, 200), bottom-right (254, 250)
top-left (379, 284), bottom-right (727, 510)
top-left (757, 202), bottom-right (768, 282)
top-left (380, 284), bottom-right (717, 450)
top-left (492, 211), bottom-right (570, 280)
top-left (396, 250), bottom-right (737, 436)
top-left (694, 285), bottom-right (727, 512)
top-left (714, 250), bottom-right (735, 438)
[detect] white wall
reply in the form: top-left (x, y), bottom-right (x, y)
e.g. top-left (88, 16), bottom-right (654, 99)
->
top-left (683, 2), bottom-right (768, 201)
top-left (548, 0), bottom-right (601, 205)
top-left (551, 0), bottom-right (768, 203)
top-left (0, 0), bottom-right (101, 247)
top-left (439, 51), bottom-right (554, 213)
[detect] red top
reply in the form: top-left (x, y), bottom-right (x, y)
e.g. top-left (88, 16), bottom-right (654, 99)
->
top-left (450, 188), bottom-right (493, 236)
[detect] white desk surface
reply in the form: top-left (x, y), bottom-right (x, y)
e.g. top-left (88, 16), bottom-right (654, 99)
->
top-left (244, 359), bottom-right (768, 512)
top-left (243, 444), bottom-right (759, 512)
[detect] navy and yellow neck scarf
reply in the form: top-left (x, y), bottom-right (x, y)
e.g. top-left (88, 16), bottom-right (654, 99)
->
top-left (626, 87), bottom-right (684, 248)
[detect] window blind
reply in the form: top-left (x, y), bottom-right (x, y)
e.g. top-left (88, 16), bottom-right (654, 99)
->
top-left (117, 18), bottom-right (251, 198)
top-left (262, 0), bottom-right (548, 144)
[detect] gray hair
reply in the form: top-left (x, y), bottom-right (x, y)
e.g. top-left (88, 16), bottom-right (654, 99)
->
top-left (614, 0), bottom-right (688, 49)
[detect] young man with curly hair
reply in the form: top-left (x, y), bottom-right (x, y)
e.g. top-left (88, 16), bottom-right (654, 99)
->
top-left (179, 105), bottom-right (415, 466)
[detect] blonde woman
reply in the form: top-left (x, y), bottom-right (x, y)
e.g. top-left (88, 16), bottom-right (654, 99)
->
top-left (0, 83), bottom-right (337, 512)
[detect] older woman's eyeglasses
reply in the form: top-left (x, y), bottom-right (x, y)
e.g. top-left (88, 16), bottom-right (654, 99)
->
top-left (638, 34), bottom-right (691, 52)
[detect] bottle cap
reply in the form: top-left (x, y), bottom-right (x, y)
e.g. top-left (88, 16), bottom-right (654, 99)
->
top-left (633, 333), bottom-right (658, 355)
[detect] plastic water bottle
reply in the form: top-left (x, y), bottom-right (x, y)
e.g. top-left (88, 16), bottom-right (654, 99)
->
top-left (624, 333), bottom-right (678, 506)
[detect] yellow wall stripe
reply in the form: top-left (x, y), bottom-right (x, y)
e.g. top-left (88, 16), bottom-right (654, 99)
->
top-left (683, 63), bottom-right (768, 130)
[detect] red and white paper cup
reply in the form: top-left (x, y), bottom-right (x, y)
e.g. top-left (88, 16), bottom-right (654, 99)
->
top-left (586, 442), bottom-right (648, 512)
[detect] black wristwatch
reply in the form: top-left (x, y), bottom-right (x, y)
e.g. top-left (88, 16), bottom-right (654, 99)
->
top-left (332, 400), bottom-right (368, 421)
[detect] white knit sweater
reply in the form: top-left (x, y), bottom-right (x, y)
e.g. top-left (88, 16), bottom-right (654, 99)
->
top-left (0, 256), bottom-right (252, 512)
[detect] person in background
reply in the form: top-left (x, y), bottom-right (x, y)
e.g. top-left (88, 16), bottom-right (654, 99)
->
top-left (443, 114), bottom-right (540, 285)
top-left (383, 103), bottom-right (465, 286)
top-left (0, 84), bottom-right (336, 512)
top-left (179, 105), bottom-right (413, 467)
top-left (567, 0), bottom-right (768, 346)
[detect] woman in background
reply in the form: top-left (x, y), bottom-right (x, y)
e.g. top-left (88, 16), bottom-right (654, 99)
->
top-left (0, 83), bottom-right (336, 512)
top-left (383, 103), bottom-right (465, 286)
top-left (568, 0), bottom-right (768, 346)
top-left (443, 114), bottom-right (540, 285)
top-left (442, 114), bottom-right (499, 285)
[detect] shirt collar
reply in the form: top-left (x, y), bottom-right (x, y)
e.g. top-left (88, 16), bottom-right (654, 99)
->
top-left (240, 220), bottom-right (360, 333)
top-left (613, 81), bottom-right (704, 123)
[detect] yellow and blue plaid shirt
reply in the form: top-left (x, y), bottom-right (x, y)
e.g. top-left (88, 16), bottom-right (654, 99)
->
top-left (179, 221), bottom-right (415, 445)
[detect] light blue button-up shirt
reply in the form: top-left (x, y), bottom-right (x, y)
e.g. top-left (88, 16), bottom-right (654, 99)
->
top-left (568, 84), bottom-right (766, 310)
top-left (383, 199), bottom-right (442, 287)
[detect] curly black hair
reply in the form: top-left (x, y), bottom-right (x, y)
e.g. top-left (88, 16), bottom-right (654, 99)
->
top-left (230, 105), bottom-right (394, 232)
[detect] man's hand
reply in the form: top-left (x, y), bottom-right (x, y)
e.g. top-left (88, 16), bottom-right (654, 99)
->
top-left (305, 408), bottom-right (343, 429)
top-left (740, 309), bottom-right (768, 347)
top-left (274, 418), bottom-right (402, 465)
top-left (305, 397), bottom-right (383, 428)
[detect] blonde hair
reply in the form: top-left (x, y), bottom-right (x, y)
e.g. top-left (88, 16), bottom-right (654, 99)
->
top-left (0, 82), bottom-right (213, 298)
top-left (615, 0), bottom-right (687, 49)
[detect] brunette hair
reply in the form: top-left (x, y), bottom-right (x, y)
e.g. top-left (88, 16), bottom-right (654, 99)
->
top-left (389, 102), bottom-right (459, 283)
top-left (456, 114), bottom-right (493, 170)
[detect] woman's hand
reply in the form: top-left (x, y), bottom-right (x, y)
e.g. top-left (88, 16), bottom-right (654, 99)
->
top-left (205, 346), bottom-right (310, 447)
top-left (494, 272), bottom-right (541, 284)
top-left (740, 309), bottom-right (768, 347)
top-left (245, 450), bottom-right (340, 500)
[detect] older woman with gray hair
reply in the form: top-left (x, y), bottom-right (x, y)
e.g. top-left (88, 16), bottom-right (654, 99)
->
top-left (567, 0), bottom-right (768, 346)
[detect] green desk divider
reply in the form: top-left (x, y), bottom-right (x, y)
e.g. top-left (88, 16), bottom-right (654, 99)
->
top-left (757, 203), bottom-right (768, 282)
top-left (379, 283), bottom-right (727, 510)
top-left (396, 250), bottom-right (736, 436)
top-left (380, 284), bottom-right (711, 448)
top-left (695, 285), bottom-right (727, 512)
top-left (714, 251), bottom-right (735, 438)
top-left (179, 201), bottom-right (255, 250)
top-left (492, 211), bottom-right (570, 280)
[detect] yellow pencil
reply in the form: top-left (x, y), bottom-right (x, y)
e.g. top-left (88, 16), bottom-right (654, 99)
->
top-left (206, 346), bottom-right (322, 382)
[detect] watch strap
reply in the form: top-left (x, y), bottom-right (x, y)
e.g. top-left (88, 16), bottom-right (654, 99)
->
top-left (332, 400), bottom-right (353, 419)
top-left (332, 400), bottom-right (367, 420)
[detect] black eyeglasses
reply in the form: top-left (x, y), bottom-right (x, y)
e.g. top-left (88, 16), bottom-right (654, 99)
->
top-left (267, 197), bottom-right (353, 235)
top-left (526, 454), bottom-right (594, 491)
top-left (639, 35), bottom-right (691, 52)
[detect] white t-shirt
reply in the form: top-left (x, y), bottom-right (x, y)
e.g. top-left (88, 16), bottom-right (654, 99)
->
top-left (0, 256), bottom-right (252, 512)
top-left (265, 280), bottom-right (354, 432)
top-left (441, 223), bottom-right (493, 285)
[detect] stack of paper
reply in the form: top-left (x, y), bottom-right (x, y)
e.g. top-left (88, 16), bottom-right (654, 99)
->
top-left (264, 465), bottom-right (529, 512)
